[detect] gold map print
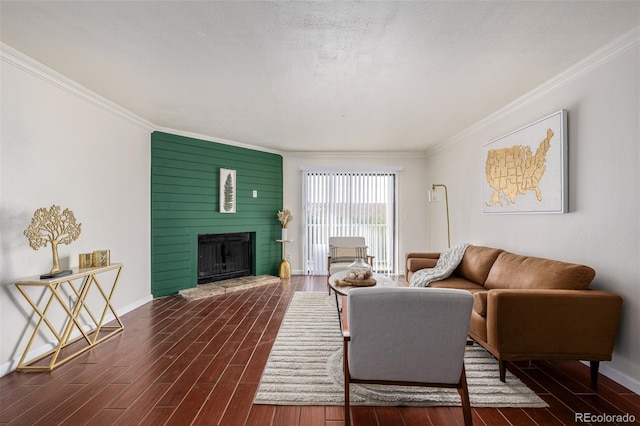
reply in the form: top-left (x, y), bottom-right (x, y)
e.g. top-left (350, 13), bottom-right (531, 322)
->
top-left (485, 128), bottom-right (553, 207)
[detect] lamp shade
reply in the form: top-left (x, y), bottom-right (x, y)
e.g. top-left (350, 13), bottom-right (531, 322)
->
top-left (428, 186), bottom-right (440, 202)
top-left (429, 184), bottom-right (450, 248)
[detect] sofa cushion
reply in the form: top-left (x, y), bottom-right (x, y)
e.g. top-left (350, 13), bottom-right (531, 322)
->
top-left (454, 245), bottom-right (504, 286)
top-left (429, 277), bottom-right (485, 293)
top-left (469, 311), bottom-right (487, 343)
top-left (472, 291), bottom-right (488, 317)
top-left (484, 252), bottom-right (596, 290)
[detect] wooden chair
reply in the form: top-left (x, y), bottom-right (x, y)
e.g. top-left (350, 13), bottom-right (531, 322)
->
top-left (342, 287), bottom-right (474, 425)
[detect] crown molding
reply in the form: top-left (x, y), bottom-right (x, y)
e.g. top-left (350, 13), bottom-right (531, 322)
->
top-left (299, 165), bottom-right (404, 172)
top-left (1, 43), bottom-right (155, 131)
top-left (1, 43), bottom-right (285, 155)
top-left (154, 126), bottom-right (283, 155)
top-left (4, 22), bottom-right (637, 159)
top-left (286, 150), bottom-right (427, 158)
top-left (425, 26), bottom-right (640, 157)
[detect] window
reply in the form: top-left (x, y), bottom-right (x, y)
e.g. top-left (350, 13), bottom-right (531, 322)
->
top-left (302, 170), bottom-right (397, 275)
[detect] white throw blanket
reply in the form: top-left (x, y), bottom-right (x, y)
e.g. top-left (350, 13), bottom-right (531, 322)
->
top-left (409, 243), bottom-right (470, 287)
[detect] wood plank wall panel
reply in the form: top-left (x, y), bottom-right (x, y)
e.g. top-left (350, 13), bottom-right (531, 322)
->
top-left (151, 131), bottom-right (283, 297)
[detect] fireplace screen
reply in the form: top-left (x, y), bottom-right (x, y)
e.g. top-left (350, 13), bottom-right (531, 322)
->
top-left (198, 232), bottom-right (253, 284)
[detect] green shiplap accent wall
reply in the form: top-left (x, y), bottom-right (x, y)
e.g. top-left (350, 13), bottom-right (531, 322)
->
top-left (151, 131), bottom-right (283, 297)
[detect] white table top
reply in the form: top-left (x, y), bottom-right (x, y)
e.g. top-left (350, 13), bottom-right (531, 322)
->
top-left (328, 270), bottom-right (396, 296)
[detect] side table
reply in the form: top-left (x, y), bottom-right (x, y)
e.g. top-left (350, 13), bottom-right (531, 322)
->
top-left (14, 263), bottom-right (124, 371)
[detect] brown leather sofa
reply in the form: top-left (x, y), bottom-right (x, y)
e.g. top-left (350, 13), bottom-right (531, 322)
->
top-left (405, 245), bottom-right (623, 385)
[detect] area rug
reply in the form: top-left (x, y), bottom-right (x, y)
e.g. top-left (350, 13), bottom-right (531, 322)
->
top-left (253, 291), bottom-right (548, 407)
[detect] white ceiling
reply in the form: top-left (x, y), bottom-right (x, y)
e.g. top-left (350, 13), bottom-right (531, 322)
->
top-left (1, 1), bottom-right (638, 153)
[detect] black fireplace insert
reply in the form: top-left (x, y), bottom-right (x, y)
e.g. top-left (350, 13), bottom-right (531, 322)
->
top-left (198, 232), bottom-right (254, 284)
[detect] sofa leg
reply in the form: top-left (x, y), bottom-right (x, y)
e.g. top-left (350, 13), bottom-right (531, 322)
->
top-left (590, 361), bottom-right (600, 387)
top-left (499, 360), bottom-right (507, 382)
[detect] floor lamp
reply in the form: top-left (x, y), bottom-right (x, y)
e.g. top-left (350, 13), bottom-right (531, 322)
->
top-left (429, 184), bottom-right (450, 248)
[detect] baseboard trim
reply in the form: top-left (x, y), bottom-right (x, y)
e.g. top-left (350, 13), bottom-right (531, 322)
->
top-left (583, 360), bottom-right (640, 395)
top-left (0, 293), bottom-right (153, 378)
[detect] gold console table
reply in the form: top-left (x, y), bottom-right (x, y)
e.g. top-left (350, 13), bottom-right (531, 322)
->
top-left (15, 263), bottom-right (124, 371)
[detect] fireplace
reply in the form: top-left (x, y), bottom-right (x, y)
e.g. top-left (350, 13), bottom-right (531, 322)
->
top-left (198, 232), bottom-right (254, 284)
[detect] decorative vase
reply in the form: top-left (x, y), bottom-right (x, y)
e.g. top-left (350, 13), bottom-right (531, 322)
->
top-left (281, 228), bottom-right (288, 241)
top-left (79, 253), bottom-right (93, 268)
top-left (347, 258), bottom-right (372, 280)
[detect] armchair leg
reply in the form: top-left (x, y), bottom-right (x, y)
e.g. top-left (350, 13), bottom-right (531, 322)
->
top-left (344, 340), bottom-right (351, 424)
top-left (457, 365), bottom-right (473, 426)
top-left (345, 380), bottom-right (350, 424)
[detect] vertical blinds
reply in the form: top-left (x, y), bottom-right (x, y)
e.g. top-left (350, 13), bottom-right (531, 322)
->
top-left (302, 170), bottom-right (397, 275)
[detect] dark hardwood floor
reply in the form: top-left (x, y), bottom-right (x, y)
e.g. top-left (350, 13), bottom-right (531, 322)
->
top-left (1, 275), bottom-right (638, 425)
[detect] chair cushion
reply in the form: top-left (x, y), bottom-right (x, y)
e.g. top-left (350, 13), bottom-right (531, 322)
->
top-left (347, 287), bottom-right (473, 384)
top-left (329, 236), bottom-right (366, 247)
top-left (329, 262), bottom-right (353, 275)
top-left (330, 246), bottom-right (367, 263)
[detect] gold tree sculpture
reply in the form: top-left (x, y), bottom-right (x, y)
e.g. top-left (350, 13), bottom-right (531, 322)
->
top-left (24, 205), bottom-right (82, 276)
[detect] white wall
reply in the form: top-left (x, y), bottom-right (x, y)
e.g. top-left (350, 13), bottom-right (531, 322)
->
top-left (282, 153), bottom-right (429, 275)
top-left (426, 34), bottom-right (640, 392)
top-left (0, 48), bottom-right (152, 374)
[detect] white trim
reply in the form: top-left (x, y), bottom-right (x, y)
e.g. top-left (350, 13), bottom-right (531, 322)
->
top-left (1, 42), bottom-right (282, 156)
top-left (300, 165), bottom-right (403, 173)
top-left (582, 361), bottom-right (640, 395)
top-left (426, 26), bottom-right (640, 156)
top-left (0, 293), bottom-right (153, 378)
top-left (118, 294), bottom-right (154, 317)
top-left (154, 127), bottom-right (282, 155)
top-left (1, 43), bottom-right (154, 132)
top-left (289, 151), bottom-right (426, 158)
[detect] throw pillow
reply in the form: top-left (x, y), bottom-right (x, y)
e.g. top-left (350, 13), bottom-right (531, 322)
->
top-left (330, 246), bottom-right (368, 263)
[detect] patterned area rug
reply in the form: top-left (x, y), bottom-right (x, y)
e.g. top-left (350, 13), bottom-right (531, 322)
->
top-left (253, 292), bottom-right (548, 407)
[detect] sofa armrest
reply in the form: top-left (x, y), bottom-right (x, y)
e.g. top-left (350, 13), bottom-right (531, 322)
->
top-left (405, 252), bottom-right (440, 278)
top-left (486, 289), bottom-right (623, 359)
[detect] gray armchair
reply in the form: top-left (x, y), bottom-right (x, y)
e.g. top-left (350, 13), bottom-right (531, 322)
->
top-left (342, 287), bottom-right (474, 425)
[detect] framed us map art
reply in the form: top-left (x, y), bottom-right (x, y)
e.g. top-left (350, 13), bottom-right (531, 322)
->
top-left (482, 110), bottom-right (568, 214)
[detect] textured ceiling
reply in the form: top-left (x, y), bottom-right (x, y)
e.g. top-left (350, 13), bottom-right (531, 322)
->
top-left (1, 1), bottom-right (638, 152)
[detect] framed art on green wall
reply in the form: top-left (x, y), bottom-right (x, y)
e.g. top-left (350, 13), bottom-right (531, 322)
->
top-left (220, 168), bottom-right (236, 213)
